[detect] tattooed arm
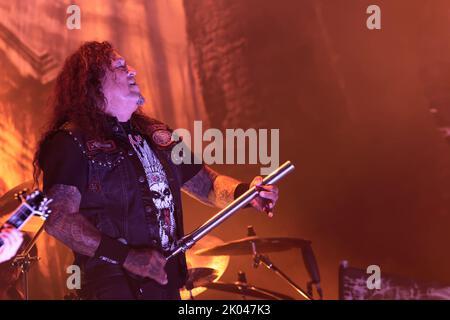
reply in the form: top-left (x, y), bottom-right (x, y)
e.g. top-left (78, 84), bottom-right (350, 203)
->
top-left (44, 184), bottom-right (101, 257)
top-left (182, 166), bottom-right (240, 208)
top-left (182, 166), bottom-right (280, 216)
top-left (45, 184), bottom-right (167, 283)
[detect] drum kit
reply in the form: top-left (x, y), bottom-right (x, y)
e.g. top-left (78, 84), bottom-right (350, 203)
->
top-left (180, 225), bottom-right (322, 300)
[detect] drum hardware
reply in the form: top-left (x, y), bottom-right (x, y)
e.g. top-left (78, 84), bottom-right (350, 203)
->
top-left (195, 226), bottom-right (322, 300)
top-left (185, 267), bottom-right (219, 300)
top-left (180, 234), bottom-right (230, 300)
top-left (194, 235), bottom-right (311, 256)
top-left (248, 226), bottom-right (313, 300)
top-left (12, 224), bottom-right (44, 300)
top-left (201, 271), bottom-right (295, 300)
top-left (237, 270), bottom-right (248, 300)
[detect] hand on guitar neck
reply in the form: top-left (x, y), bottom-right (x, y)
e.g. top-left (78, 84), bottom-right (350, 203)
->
top-left (0, 188), bottom-right (51, 264)
top-left (0, 225), bottom-right (23, 264)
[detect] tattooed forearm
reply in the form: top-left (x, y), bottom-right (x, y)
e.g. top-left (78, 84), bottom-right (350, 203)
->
top-left (182, 166), bottom-right (241, 208)
top-left (44, 184), bottom-right (101, 257)
top-left (212, 175), bottom-right (241, 208)
top-left (182, 166), bottom-right (216, 205)
top-left (126, 250), bottom-right (157, 275)
top-left (122, 248), bottom-right (167, 282)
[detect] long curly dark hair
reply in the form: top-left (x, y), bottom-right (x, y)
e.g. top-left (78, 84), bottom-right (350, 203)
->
top-left (33, 41), bottom-right (155, 184)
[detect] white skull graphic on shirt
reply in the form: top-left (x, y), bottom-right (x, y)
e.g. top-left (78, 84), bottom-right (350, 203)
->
top-left (128, 134), bottom-right (176, 251)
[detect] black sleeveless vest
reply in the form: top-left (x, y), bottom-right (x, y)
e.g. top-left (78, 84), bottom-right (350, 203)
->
top-left (59, 116), bottom-right (188, 288)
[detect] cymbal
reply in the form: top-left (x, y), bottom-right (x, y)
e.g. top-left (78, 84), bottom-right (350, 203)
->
top-left (195, 236), bottom-right (311, 256)
top-left (180, 234), bottom-right (230, 300)
top-left (185, 267), bottom-right (219, 290)
top-left (0, 180), bottom-right (34, 216)
top-left (202, 281), bottom-right (295, 300)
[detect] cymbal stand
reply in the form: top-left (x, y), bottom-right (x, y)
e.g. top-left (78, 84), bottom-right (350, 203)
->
top-left (185, 279), bottom-right (196, 300)
top-left (12, 224), bottom-right (44, 300)
top-left (237, 271), bottom-right (248, 300)
top-left (248, 227), bottom-right (313, 300)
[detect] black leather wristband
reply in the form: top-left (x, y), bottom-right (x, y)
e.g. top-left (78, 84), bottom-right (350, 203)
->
top-left (94, 235), bottom-right (130, 265)
top-left (234, 182), bottom-right (252, 208)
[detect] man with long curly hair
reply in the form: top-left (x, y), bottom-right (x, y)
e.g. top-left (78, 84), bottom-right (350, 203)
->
top-left (34, 41), bottom-right (279, 300)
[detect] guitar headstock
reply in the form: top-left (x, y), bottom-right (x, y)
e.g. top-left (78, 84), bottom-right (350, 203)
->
top-left (2, 188), bottom-right (53, 232)
top-left (17, 189), bottom-right (52, 220)
top-left (14, 188), bottom-right (29, 203)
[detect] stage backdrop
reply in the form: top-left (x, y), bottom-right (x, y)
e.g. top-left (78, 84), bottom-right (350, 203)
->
top-left (1, 0), bottom-right (450, 300)
top-left (0, 0), bottom-right (207, 299)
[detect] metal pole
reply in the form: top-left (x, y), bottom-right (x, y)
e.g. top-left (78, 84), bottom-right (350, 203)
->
top-left (166, 161), bottom-right (295, 260)
top-left (257, 254), bottom-right (313, 300)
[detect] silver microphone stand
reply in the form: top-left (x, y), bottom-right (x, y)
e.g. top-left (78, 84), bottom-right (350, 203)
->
top-left (166, 161), bottom-right (295, 260)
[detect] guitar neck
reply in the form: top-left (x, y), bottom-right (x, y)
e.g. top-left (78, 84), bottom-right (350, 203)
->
top-left (5, 204), bottom-right (34, 230)
top-left (0, 204), bottom-right (34, 248)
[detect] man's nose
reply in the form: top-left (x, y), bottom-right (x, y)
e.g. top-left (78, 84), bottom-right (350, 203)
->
top-left (127, 65), bottom-right (137, 77)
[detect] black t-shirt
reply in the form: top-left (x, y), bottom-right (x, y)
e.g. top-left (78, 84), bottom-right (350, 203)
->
top-left (40, 132), bottom-right (88, 194)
